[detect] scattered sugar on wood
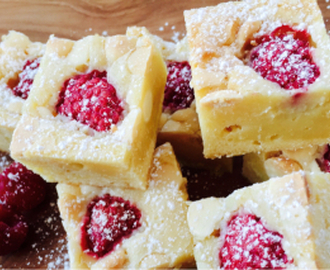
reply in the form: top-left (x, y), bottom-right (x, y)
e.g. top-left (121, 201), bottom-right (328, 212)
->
top-left (0, 183), bottom-right (70, 269)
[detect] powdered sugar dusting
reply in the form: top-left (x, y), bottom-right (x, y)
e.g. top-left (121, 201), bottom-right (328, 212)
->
top-left (0, 183), bottom-right (69, 269)
top-left (250, 25), bottom-right (320, 90)
top-left (157, 22), bottom-right (185, 42)
top-left (163, 61), bottom-right (194, 112)
top-left (219, 213), bottom-right (293, 269)
top-left (0, 83), bottom-right (24, 117)
top-left (0, 152), bottom-right (12, 172)
top-left (185, 0), bottom-right (322, 78)
top-left (27, 197), bottom-right (70, 270)
top-left (81, 194), bottom-right (141, 258)
top-left (0, 31), bottom-right (44, 117)
top-left (56, 70), bottom-right (124, 132)
top-left (12, 58), bottom-right (41, 99)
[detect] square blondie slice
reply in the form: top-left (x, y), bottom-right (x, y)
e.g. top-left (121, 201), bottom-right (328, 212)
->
top-left (184, 0), bottom-right (330, 158)
top-left (0, 31), bottom-right (44, 152)
top-left (242, 145), bottom-right (327, 183)
top-left (56, 143), bottom-right (194, 269)
top-left (127, 27), bottom-right (232, 171)
top-left (10, 30), bottom-right (167, 189)
top-left (188, 172), bottom-right (330, 269)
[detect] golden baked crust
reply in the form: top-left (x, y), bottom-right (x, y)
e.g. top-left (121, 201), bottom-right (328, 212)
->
top-left (10, 30), bottom-right (167, 190)
top-left (184, 0), bottom-right (330, 158)
top-left (57, 143), bottom-right (194, 269)
top-left (0, 31), bottom-right (44, 152)
top-left (242, 145), bottom-right (325, 182)
top-left (187, 172), bottom-right (330, 268)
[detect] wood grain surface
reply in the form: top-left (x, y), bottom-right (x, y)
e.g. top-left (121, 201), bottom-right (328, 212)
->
top-left (0, 0), bottom-right (329, 269)
top-left (0, 0), bottom-right (328, 42)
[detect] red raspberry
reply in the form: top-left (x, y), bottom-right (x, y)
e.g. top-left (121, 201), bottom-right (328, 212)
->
top-left (163, 61), bottom-right (194, 113)
top-left (0, 204), bottom-right (28, 255)
top-left (81, 194), bottom-right (141, 258)
top-left (12, 58), bottom-right (41, 99)
top-left (219, 214), bottom-right (292, 269)
top-left (250, 25), bottom-right (320, 90)
top-left (0, 162), bottom-right (46, 211)
top-left (56, 70), bottom-right (124, 132)
top-left (318, 145), bottom-right (330, 173)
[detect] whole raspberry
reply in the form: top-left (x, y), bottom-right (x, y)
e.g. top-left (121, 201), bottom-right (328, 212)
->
top-left (163, 61), bottom-right (194, 113)
top-left (0, 162), bottom-right (46, 211)
top-left (81, 194), bottom-right (141, 258)
top-left (11, 58), bottom-right (41, 99)
top-left (250, 25), bottom-right (320, 90)
top-left (0, 204), bottom-right (28, 255)
top-left (56, 70), bottom-right (124, 132)
top-left (219, 214), bottom-right (292, 269)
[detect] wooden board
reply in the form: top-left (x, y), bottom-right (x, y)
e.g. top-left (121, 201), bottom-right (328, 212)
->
top-left (0, 0), bottom-right (329, 268)
top-left (0, 0), bottom-right (329, 42)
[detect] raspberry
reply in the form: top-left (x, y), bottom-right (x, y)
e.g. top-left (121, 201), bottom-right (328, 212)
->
top-left (0, 162), bottom-right (46, 211)
top-left (11, 58), bottom-right (41, 99)
top-left (81, 194), bottom-right (141, 258)
top-left (0, 204), bottom-right (28, 255)
top-left (56, 70), bottom-right (124, 132)
top-left (219, 214), bottom-right (292, 269)
top-left (163, 61), bottom-right (194, 113)
top-left (318, 145), bottom-right (330, 173)
top-left (250, 25), bottom-right (320, 90)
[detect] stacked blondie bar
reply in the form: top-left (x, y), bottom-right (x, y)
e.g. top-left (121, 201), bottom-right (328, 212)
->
top-left (184, 0), bottom-right (330, 268)
top-left (0, 0), bottom-right (330, 268)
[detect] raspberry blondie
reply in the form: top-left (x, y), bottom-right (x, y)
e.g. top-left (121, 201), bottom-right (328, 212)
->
top-left (10, 30), bottom-right (167, 189)
top-left (184, 0), bottom-right (330, 158)
top-left (0, 31), bottom-right (44, 152)
top-left (127, 27), bottom-right (232, 170)
top-left (56, 143), bottom-right (194, 269)
top-left (188, 172), bottom-right (330, 269)
top-left (126, 28), bottom-right (198, 142)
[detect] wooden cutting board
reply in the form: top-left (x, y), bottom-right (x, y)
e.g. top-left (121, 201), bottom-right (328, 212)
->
top-left (0, 0), bottom-right (329, 269)
top-left (0, 0), bottom-right (329, 42)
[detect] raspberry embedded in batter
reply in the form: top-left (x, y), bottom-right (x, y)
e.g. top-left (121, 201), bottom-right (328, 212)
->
top-left (81, 194), bottom-right (141, 258)
top-left (219, 213), bottom-right (292, 269)
top-left (249, 25), bottom-right (320, 90)
top-left (163, 61), bottom-right (194, 113)
top-left (0, 162), bottom-right (46, 212)
top-left (56, 70), bottom-right (124, 132)
top-left (318, 145), bottom-right (330, 173)
top-left (11, 58), bottom-right (41, 99)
